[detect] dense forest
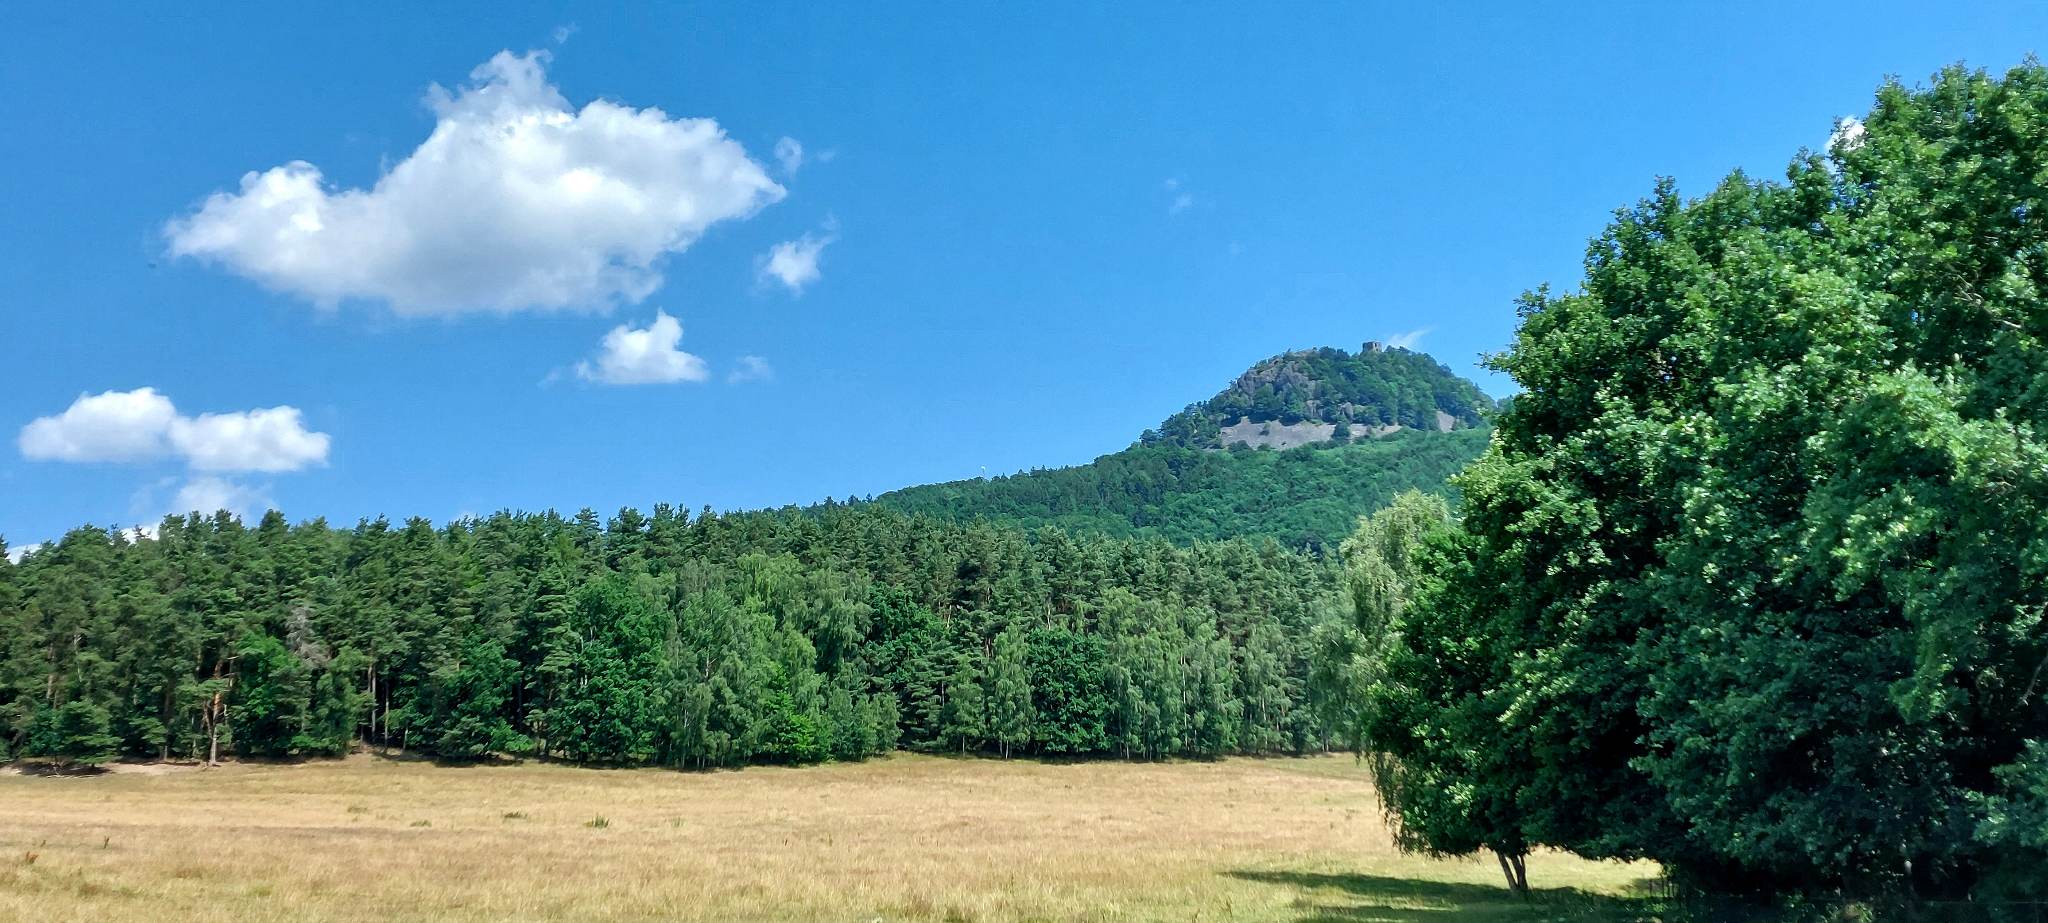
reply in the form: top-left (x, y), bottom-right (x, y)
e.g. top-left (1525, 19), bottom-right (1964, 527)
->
top-left (0, 505), bottom-right (1340, 768)
top-left (1318, 64), bottom-right (2048, 903)
top-left (874, 427), bottom-right (1489, 548)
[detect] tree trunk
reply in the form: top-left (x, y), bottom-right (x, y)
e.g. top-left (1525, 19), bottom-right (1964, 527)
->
top-left (204, 656), bottom-right (229, 768)
top-left (205, 691), bottom-right (223, 767)
top-left (365, 663), bottom-right (376, 745)
top-left (160, 686), bottom-right (173, 761)
top-left (1496, 850), bottom-right (1529, 896)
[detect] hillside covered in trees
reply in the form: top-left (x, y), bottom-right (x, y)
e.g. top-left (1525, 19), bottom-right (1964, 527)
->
top-left (875, 347), bottom-right (1496, 547)
top-left (875, 429), bottom-right (1488, 548)
top-left (0, 505), bottom-right (1339, 768)
top-left (0, 345), bottom-right (1499, 767)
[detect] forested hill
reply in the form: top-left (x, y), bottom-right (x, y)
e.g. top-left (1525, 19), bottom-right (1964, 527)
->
top-left (872, 345), bottom-right (1496, 548)
top-left (872, 429), bottom-right (1489, 549)
top-left (1142, 344), bottom-right (1494, 449)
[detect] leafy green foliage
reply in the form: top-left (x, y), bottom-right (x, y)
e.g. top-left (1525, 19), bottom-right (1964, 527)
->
top-left (542, 576), bottom-right (666, 764)
top-left (42, 699), bottom-right (121, 766)
top-left (232, 634), bottom-right (339, 758)
top-left (1308, 490), bottom-right (1449, 754)
top-left (1359, 63), bottom-right (2048, 899)
top-left (940, 653), bottom-right (987, 755)
top-left (1024, 626), bottom-right (1111, 755)
top-left (990, 625), bottom-right (1035, 758)
top-left (1974, 741), bottom-right (2048, 900)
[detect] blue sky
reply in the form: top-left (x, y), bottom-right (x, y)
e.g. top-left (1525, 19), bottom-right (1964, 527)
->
top-left (4, 2), bottom-right (2046, 548)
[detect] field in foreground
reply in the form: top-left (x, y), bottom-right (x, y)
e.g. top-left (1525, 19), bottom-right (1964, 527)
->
top-left (0, 753), bottom-right (1657, 922)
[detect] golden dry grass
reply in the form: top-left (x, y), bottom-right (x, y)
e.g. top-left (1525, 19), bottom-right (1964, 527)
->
top-left (0, 753), bottom-right (1657, 922)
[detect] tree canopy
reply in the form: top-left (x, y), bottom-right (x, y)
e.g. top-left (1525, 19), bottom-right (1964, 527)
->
top-left (875, 428), bottom-right (1488, 550)
top-left (0, 505), bottom-right (1341, 769)
top-left (1346, 62), bottom-right (2048, 901)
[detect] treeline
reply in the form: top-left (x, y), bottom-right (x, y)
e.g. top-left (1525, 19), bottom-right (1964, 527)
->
top-left (875, 428), bottom-right (1489, 549)
top-left (1315, 64), bottom-right (2048, 903)
top-left (0, 505), bottom-right (1339, 768)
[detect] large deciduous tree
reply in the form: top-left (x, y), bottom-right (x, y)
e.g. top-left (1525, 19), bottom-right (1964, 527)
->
top-left (1380, 63), bottom-right (2048, 898)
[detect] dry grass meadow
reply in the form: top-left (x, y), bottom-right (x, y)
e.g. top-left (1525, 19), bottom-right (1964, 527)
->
top-left (0, 752), bottom-right (1658, 922)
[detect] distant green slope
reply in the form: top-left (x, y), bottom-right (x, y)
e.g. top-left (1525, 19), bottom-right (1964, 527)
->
top-left (870, 345), bottom-right (1498, 548)
top-left (873, 427), bottom-right (1491, 549)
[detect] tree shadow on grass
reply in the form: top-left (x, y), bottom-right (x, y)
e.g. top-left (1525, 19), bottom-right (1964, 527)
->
top-left (1228, 869), bottom-right (1664, 922)
top-left (8, 760), bottom-right (111, 777)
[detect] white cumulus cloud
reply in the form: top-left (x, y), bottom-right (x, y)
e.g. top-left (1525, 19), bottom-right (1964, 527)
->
top-left (18, 387), bottom-right (180, 462)
top-left (576, 310), bottom-right (709, 385)
top-left (165, 50), bottom-right (785, 315)
top-left (169, 407), bottom-right (331, 472)
top-left (759, 225), bottom-right (836, 294)
top-left (19, 388), bottom-right (330, 472)
top-left (5, 542), bottom-right (43, 564)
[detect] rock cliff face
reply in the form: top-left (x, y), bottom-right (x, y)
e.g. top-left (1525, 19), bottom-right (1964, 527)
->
top-left (1141, 344), bottom-right (1494, 449)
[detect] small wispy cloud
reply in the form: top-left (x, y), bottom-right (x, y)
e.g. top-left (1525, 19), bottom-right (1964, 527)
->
top-left (1384, 327), bottom-right (1433, 350)
top-left (128, 475), bottom-right (268, 523)
top-left (1164, 177), bottom-right (1196, 215)
top-left (552, 23), bottom-right (578, 45)
top-left (759, 220), bottom-right (838, 294)
top-left (728, 355), bottom-right (774, 384)
top-left (575, 310), bottom-right (709, 385)
top-left (774, 137), bottom-right (804, 176)
top-left (170, 476), bottom-right (273, 521)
